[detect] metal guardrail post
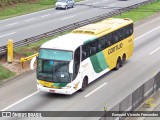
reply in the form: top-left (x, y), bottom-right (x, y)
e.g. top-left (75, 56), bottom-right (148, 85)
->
top-left (7, 39), bottom-right (14, 63)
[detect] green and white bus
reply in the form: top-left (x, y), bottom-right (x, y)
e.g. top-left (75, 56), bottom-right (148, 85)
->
top-left (33, 18), bottom-right (134, 94)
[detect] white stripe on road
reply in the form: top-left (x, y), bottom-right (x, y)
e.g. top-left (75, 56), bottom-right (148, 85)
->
top-left (41, 14), bottom-right (51, 17)
top-left (0, 32), bottom-right (16, 38)
top-left (135, 25), bottom-right (160, 41)
top-left (56, 11), bottom-right (64, 14)
top-left (92, 2), bottom-right (99, 5)
top-left (1, 91), bottom-right (39, 111)
top-left (25, 18), bottom-right (35, 22)
top-left (149, 46), bottom-right (160, 55)
top-left (6, 22), bottom-right (18, 27)
top-left (61, 15), bottom-right (75, 20)
top-left (84, 82), bottom-right (107, 98)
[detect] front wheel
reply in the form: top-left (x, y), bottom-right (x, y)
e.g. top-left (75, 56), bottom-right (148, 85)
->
top-left (65, 5), bottom-right (68, 9)
top-left (79, 78), bottom-right (88, 92)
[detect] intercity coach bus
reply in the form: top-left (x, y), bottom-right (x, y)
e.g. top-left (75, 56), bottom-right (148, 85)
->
top-left (32, 18), bottom-right (134, 94)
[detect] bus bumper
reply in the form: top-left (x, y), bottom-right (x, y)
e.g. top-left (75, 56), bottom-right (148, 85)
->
top-left (37, 85), bottom-right (74, 95)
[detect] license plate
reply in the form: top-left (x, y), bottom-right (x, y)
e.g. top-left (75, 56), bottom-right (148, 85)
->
top-left (49, 89), bottom-right (55, 93)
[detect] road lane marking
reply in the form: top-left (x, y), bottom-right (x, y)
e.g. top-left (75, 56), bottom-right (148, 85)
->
top-left (61, 15), bottom-right (75, 20)
top-left (56, 11), bottom-right (64, 14)
top-left (92, 2), bottom-right (99, 5)
top-left (149, 46), bottom-right (160, 55)
top-left (41, 14), bottom-right (51, 17)
top-left (84, 82), bottom-right (107, 98)
top-left (0, 32), bottom-right (16, 38)
top-left (25, 18), bottom-right (35, 22)
top-left (6, 22), bottom-right (18, 27)
top-left (135, 25), bottom-right (160, 41)
top-left (1, 91), bottom-right (39, 111)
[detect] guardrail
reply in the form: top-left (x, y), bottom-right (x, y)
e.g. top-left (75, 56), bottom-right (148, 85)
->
top-left (0, 0), bottom-right (156, 55)
top-left (20, 53), bottom-right (39, 68)
top-left (100, 70), bottom-right (160, 120)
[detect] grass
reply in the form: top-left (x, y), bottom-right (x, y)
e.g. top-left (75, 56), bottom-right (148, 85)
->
top-left (113, 1), bottom-right (160, 22)
top-left (0, 0), bottom-right (81, 20)
top-left (0, 65), bottom-right (15, 81)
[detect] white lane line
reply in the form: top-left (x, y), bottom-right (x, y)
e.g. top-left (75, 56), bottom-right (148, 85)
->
top-left (1, 91), bottom-right (39, 111)
top-left (41, 14), bottom-right (51, 17)
top-left (0, 32), bottom-right (16, 38)
top-left (56, 11), bottom-right (64, 14)
top-left (6, 22), bottom-right (18, 27)
top-left (84, 82), bottom-right (107, 98)
top-left (25, 18), bottom-right (35, 22)
top-left (92, 2), bottom-right (99, 5)
top-left (135, 25), bottom-right (160, 41)
top-left (61, 15), bottom-right (75, 20)
top-left (149, 46), bottom-right (160, 55)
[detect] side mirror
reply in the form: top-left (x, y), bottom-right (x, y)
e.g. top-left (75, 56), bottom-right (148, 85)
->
top-left (69, 60), bottom-right (73, 73)
top-left (30, 57), bottom-right (36, 70)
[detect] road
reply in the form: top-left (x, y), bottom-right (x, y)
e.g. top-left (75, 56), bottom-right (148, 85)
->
top-left (0, 12), bottom-right (160, 120)
top-left (0, 0), bottom-right (150, 46)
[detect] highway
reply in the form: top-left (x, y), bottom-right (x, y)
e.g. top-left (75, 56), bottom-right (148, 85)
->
top-left (0, 0), bottom-right (149, 46)
top-left (0, 12), bottom-right (160, 120)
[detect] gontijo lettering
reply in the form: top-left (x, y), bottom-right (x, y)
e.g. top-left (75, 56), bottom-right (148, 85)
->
top-left (108, 43), bottom-right (123, 55)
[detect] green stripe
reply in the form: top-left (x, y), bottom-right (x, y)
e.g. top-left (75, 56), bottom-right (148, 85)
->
top-left (90, 52), bottom-right (108, 73)
top-left (83, 37), bottom-right (97, 44)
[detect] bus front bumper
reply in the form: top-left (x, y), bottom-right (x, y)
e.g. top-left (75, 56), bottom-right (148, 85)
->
top-left (37, 85), bottom-right (74, 95)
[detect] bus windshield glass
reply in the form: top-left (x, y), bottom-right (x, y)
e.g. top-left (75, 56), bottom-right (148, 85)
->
top-left (37, 49), bottom-right (73, 83)
top-left (39, 49), bottom-right (73, 61)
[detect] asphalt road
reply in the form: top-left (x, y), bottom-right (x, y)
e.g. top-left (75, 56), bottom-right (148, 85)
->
top-left (0, 0), bottom-right (149, 46)
top-left (0, 12), bottom-right (160, 120)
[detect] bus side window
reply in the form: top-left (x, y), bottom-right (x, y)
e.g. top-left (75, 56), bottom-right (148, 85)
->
top-left (118, 28), bottom-right (125, 41)
top-left (129, 24), bottom-right (133, 35)
top-left (98, 37), bottom-right (105, 52)
top-left (107, 33), bottom-right (113, 46)
top-left (113, 32), bottom-right (119, 44)
top-left (82, 45), bottom-right (89, 61)
top-left (125, 25), bottom-right (130, 38)
top-left (88, 41), bottom-right (97, 56)
top-left (73, 47), bottom-right (80, 79)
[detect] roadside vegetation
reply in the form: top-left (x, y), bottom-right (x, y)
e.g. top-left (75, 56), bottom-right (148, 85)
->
top-left (0, 0), bottom-right (81, 20)
top-left (0, 65), bottom-right (15, 81)
top-left (113, 0), bottom-right (160, 21)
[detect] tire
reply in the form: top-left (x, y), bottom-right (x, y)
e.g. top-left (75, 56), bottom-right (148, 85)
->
top-left (65, 5), bottom-right (68, 9)
top-left (72, 4), bottom-right (74, 8)
top-left (121, 54), bottom-right (126, 67)
top-left (115, 58), bottom-right (121, 70)
top-left (79, 77), bottom-right (88, 92)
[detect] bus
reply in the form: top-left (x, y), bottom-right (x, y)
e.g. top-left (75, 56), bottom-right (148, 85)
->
top-left (33, 18), bottom-right (134, 94)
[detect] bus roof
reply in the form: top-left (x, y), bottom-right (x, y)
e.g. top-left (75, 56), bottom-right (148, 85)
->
top-left (40, 33), bottom-right (96, 51)
top-left (73, 18), bottom-right (133, 36)
top-left (40, 18), bottom-right (133, 51)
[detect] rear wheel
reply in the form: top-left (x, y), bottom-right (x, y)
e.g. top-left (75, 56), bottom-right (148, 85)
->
top-left (121, 54), bottom-right (126, 67)
top-left (79, 77), bottom-right (88, 92)
top-left (115, 58), bottom-right (121, 70)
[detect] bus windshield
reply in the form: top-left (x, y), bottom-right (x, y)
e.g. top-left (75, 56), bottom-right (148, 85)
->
top-left (39, 49), bottom-right (72, 61)
top-left (37, 49), bottom-right (73, 83)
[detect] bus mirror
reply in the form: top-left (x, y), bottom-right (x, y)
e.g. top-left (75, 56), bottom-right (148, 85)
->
top-left (30, 57), bottom-right (36, 70)
top-left (69, 60), bottom-right (73, 73)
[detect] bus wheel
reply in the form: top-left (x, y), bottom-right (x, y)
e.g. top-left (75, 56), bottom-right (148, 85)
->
top-left (115, 58), bottom-right (121, 70)
top-left (121, 54), bottom-right (126, 67)
top-left (80, 77), bottom-right (88, 92)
